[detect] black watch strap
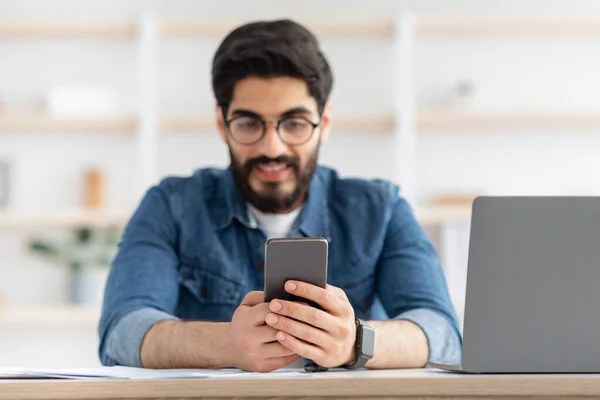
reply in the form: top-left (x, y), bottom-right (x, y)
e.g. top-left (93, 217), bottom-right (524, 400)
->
top-left (343, 318), bottom-right (375, 370)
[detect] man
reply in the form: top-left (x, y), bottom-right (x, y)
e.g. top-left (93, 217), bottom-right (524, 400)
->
top-left (98, 19), bottom-right (461, 372)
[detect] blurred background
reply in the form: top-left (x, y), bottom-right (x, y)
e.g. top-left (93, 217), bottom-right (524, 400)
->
top-left (1, 0), bottom-right (600, 368)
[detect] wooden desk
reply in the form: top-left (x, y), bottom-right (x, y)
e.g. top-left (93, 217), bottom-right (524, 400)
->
top-left (2, 369), bottom-right (600, 399)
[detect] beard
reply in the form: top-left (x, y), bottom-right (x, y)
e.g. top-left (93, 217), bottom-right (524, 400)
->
top-left (229, 144), bottom-right (320, 214)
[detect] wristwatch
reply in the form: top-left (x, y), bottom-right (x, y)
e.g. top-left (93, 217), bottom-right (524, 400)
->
top-left (342, 318), bottom-right (375, 369)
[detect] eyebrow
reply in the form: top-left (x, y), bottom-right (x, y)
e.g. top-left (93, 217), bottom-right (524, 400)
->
top-left (229, 106), bottom-right (315, 119)
top-left (230, 109), bottom-right (262, 119)
top-left (279, 107), bottom-right (314, 118)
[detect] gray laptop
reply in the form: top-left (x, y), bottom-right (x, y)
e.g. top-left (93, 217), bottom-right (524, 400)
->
top-left (429, 196), bottom-right (600, 373)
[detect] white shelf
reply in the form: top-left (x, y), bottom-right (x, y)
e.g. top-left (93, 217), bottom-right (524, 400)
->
top-left (0, 305), bottom-right (100, 326)
top-left (0, 113), bottom-right (136, 133)
top-left (418, 111), bottom-right (600, 131)
top-left (0, 210), bottom-right (129, 229)
top-left (159, 114), bottom-right (216, 132)
top-left (0, 21), bottom-right (136, 38)
top-left (159, 17), bottom-right (393, 38)
top-left (416, 15), bottom-right (600, 37)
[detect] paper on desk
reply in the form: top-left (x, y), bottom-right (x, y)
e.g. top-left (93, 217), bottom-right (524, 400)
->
top-left (0, 366), bottom-right (308, 380)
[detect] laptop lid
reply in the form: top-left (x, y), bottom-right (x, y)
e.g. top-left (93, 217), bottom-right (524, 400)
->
top-left (462, 196), bottom-right (600, 373)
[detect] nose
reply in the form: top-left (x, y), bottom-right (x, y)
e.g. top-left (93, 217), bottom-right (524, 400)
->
top-left (260, 121), bottom-right (288, 158)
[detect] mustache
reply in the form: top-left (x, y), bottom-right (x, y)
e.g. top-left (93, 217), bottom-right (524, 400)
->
top-left (244, 155), bottom-right (300, 171)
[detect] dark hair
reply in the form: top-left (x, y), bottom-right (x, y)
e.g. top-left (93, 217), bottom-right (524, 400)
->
top-left (211, 19), bottom-right (333, 115)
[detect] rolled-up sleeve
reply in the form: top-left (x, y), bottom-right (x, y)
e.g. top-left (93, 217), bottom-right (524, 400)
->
top-left (395, 308), bottom-right (461, 364)
top-left (98, 184), bottom-right (181, 366)
top-left (375, 191), bottom-right (462, 364)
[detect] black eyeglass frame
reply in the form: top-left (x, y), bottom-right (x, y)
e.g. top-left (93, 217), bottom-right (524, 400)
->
top-left (223, 112), bottom-right (322, 146)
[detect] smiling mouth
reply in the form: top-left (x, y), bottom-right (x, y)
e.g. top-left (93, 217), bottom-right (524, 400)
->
top-left (254, 162), bottom-right (293, 182)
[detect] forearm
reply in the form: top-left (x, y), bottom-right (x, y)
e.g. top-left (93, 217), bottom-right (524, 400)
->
top-left (366, 319), bottom-right (429, 369)
top-left (365, 308), bottom-right (462, 369)
top-left (141, 319), bottom-right (231, 369)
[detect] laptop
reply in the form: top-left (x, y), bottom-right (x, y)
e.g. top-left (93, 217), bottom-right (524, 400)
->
top-left (429, 196), bottom-right (600, 373)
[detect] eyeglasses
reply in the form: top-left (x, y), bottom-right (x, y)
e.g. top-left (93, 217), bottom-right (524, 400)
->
top-left (224, 115), bottom-right (321, 146)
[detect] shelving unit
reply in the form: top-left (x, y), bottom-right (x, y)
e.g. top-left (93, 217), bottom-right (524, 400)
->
top-left (2, 13), bottom-right (597, 218)
top-left (0, 21), bottom-right (136, 38)
top-left (3, 13), bottom-right (598, 312)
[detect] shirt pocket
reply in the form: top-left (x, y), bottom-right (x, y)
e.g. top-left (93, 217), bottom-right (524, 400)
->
top-left (178, 261), bottom-right (244, 307)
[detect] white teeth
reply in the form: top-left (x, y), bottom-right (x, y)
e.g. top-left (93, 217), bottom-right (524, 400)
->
top-left (258, 163), bottom-right (287, 172)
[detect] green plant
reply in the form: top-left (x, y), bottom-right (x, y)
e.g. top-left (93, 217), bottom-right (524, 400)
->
top-left (28, 226), bottom-right (121, 273)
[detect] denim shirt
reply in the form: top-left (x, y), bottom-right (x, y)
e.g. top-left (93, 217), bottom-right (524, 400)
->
top-left (98, 165), bottom-right (462, 367)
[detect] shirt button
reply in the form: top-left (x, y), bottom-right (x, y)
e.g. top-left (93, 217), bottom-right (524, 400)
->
top-left (201, 287), bottom-right (209, 297)
top-left (256, 261), bottom-right (264, 270)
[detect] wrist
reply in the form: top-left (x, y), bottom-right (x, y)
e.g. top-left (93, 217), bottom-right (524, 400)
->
top-left (220, 322), bottom-right (235, 368)
top-left (343, 347), bottom-right (357, 366)
top-left (341, 319), bottom-right (375, 369)
top-left (342, 319), bottom-right (359, 366)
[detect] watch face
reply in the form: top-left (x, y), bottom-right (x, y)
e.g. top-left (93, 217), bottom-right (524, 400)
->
top-left (361, 325), bottom-right (376, 358)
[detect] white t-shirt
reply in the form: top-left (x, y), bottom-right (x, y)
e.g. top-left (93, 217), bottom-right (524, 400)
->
top-left (247, 203), bottom-right (302, 239)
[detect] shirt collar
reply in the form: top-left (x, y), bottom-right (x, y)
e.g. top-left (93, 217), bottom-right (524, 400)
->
top-left (293, 168), bottom-right (332, 242)
top-left (214, 167), bottom-right (254, 230)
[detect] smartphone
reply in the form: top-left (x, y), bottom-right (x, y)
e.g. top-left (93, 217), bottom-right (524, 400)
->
top-left (264, 237), bottom-right (328, 308)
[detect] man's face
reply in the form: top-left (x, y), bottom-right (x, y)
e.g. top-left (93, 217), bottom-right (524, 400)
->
top-left (217, 76), bottom-right (331, 213)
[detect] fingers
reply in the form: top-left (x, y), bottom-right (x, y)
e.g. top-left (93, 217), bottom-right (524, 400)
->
top-left (255, 324), bottom-right (279, 343)
top-left (241, 291), bottom-right (265, 307)
top-left (261, 341), bottom-right (298, 359)
top-left (258, 354), bottom-right (301, 372)
top-left (284, 281), bottom-right (346, 315)
top-left (248, 302), bottom-right (273, 326)
top-left (268, 299), bottom-right (334, 330)
top-left (275, 331), bottom-right (327, 366)
top-left (328, 284), bottom-right (349, 301)
top-left (265, 313), bottom-right (334, 350)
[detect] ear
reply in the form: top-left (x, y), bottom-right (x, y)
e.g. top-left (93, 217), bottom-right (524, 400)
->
top-left (319, 101), bottom-right (332, 143)
top-left (215, 104), bottom-right (227, 142)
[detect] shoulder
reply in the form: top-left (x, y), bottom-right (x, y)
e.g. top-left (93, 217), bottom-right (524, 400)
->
top-left (141, 167), bottom-right (228, 218)
top-left (132, 167), bottom-right (229, 228)
top-left (155, 167), bottom-right (226, 196)
top-left (317, 165), bottom-right (401, 210)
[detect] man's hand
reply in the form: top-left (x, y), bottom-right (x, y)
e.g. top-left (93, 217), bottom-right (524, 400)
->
top-left (265, 281), bottom-right (357, 368)
top-left (226, 291), bottom-right (300, 372)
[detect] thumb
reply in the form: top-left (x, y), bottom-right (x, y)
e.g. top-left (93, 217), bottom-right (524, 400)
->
top-left (241, 291), bottom-right (265, 307)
